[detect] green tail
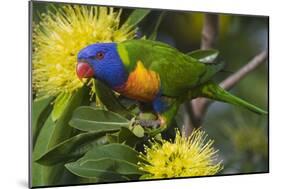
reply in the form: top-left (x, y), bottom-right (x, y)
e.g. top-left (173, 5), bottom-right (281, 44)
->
top-left (191, 81), bottom-right (268, 115)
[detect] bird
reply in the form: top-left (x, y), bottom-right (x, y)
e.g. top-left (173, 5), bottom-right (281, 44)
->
top-left (76, 39), bottom-right (267, 128)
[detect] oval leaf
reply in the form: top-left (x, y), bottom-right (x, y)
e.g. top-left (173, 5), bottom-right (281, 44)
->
top-left (124, 9), bottom-right (151, 28)
top-left (51, 92), bottom-right (72, 122)
top-left (81, 143), bottom-right (143, 164)
top-left (48, 87), bottom-right (88, 148)
top-left (35, 130), bottom-right (114, 166)
top-left (149, 11), bottom-right (166, 40)
top-left (69, 106), bottom-right (130, 132)
top-left (132, 125), bottom-right (145, 138)
top-left (32, 114), bottom-right (56, 186)
top-left (65, 158), bottom-right (144, 179)
top-left (187, 49), bottom-right (219, 63)
top-left (32, 96), bottom-right (53, 148)
top-left (65, 143), bottom-right (146, 179)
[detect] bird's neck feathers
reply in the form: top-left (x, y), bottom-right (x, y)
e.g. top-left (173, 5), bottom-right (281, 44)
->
top-left (94, 44), bottom-right (129, 89)
top-left (97, 60), bottom-right (128, 89)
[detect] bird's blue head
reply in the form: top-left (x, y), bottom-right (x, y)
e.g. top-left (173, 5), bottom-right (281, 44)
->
top-left (76, 43), bottom-right (128, 88)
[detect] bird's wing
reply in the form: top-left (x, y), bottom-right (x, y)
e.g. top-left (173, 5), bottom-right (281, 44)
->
top-left (118, 40), bottom-right (223, 97)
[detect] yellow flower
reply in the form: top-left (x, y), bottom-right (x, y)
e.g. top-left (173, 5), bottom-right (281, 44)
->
top-left (32, 4), bottom-right (136, 98)
top-left (138, 129), bottom-right (223, 179)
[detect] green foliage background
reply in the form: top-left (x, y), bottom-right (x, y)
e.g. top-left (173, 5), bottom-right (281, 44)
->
top-left (31, 1), bottom-right (268, 187)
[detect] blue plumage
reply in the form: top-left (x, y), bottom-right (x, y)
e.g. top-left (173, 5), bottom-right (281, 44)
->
top-left (153, 97), bottom-right (168, 113)
top-left (77, 43), bottom-right (128, 88)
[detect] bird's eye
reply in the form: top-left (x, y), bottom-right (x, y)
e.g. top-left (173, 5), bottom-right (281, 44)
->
top-left (96, 51), bottom-right (104, 60)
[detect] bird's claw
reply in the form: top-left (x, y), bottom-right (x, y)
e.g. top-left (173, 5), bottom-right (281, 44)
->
top-left (136, 119), bottom-right (162, 127)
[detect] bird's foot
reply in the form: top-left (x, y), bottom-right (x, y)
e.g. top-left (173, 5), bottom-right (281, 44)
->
top-left (136, 119), bottom-right (162, 127)
top-left (136, 116), bottom-right (166, 128)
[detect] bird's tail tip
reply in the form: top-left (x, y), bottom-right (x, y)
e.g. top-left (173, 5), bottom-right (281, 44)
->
top-left (199, 82), bottom-right (268, 116)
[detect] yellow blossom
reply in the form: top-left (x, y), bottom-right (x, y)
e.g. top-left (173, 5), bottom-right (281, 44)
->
top-left (138, 129), bottom-right (223, 179)
top-left (32, 4), bottom-right (136, 98)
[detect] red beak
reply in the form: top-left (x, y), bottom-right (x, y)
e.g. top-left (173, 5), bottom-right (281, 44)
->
top-left (76, 62), bottom-right (94, 80)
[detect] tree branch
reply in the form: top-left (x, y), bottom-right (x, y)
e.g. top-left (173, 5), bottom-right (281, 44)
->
top-left (188, 50), bottom-right (268, 129)
top-left (184, 13), bottom-right (268, 136)
top-left (220, 50), bottom-right (268, 90)
top-left (184, 14), bottom-right (219, 134)
top-left (201, 14), bottom-right (219, 50)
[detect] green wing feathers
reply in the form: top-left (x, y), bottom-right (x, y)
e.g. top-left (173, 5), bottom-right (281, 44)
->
top-left (117, 39), bottom-right (266, 116)
top-left (196, 62), bottom-right (224, 84)
top-left (191, 81), bottom-right (267, 115)
top-left (118, 39), bottom-right (224, 97)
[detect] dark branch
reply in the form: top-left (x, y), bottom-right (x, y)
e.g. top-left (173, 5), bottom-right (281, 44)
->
top-left (188, 50), bottom-right (268, 129)
top-left (220, 50), bottom-right (268, 90)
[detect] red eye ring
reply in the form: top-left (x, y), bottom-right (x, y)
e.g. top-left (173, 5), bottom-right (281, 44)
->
top-left (96, 51), bottom-right (104, 60)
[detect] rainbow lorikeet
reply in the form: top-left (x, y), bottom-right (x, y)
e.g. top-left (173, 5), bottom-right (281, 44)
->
top-left (76, 39), bottom-right (267, 128)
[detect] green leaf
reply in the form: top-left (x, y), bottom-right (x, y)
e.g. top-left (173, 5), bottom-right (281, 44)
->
top-left (69, 106), bottom-right (130, 132)
top-left (139, 174), bottom-right (153, 180)
top-left (66, 158), bottom-right (143, 179)
top-left (124, 9), bottom-right (151, 28)
top-left (118, 127), bottom-right (141, 147)
top-left (132, 125), bottom-right (145, 138)
top-left (144, 126), bottom-right (166, 137)
top-left (138, 113), bottom-right (157, 120)
top-left (32, 114), bottom-right (56, 187)
top-left (81, 143), bottom-right (142, 164)
top-left (32, 96), bottom-right (54, 149)
top-left (42, 87), bottom-right (89, 185)
top-left (48, 87), bottom-right (88, 148)
top-left (149, 12), bottom-right (166, 40)
top-left (35, 130), bottom-right (113, 166)
top-left (51, 92), bottom-right (72, 122)
top-left (187, 49), bottom-right (219, 63)
top-left (65, 144), bottom-right (146, 179)
top-left (33, 116), bottom-right (56, 160)
top-left (95, 80), bottom-right (133, 118)
top-left (106, 132), bottom-right (119, 143)
top-left (32, 98), bottom-right (84, 186)
top-left (66, 159), bottom-right (128, 182)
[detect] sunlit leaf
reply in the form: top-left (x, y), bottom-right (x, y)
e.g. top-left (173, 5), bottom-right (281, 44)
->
top-left (138, 113), bottom-right (157, 120)
top-left (132, 125), bottom-right (145, 138)
top-left (51, 92), bottom-right (72, 122)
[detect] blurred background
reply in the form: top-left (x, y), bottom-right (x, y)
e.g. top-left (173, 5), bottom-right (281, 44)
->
top-left (33, 2), bottom-right (268, 176)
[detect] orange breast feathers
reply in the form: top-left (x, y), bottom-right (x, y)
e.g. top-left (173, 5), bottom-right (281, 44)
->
top-left (115, 60), bottom-right (160, 102)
